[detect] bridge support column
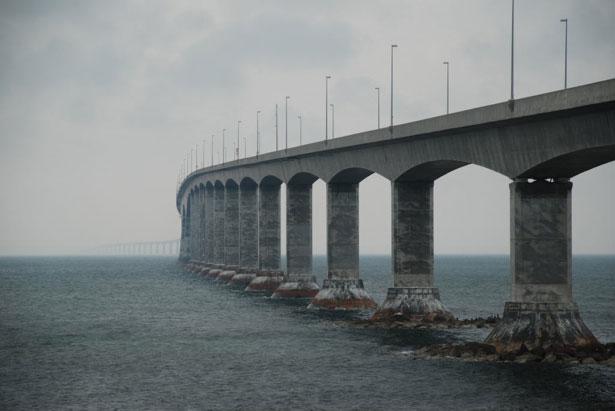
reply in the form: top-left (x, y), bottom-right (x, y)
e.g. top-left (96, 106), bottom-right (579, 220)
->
top-left (486, 179), bottom-right (598, 352)
top-left (199, 189), bottom-right (206, 262)
top-left (192, 191), bottom-right (202, 262)
top-left (231, 181), bottom-right (258, 286)
top-left (223, 183), bottom-right (240, 277)
top-left (205, 185), bottom-right (214, 265)
top-left (213, 183), bottom-right (225, 265)
top-left (309, 182), bottom-right (376, 310)
top-left (246, 182), bottom-right (283, 293)
top-left (272, 183), bottom-right (319, 298)
top-left (373, 181), bottom-right (453, 321)
top-left (179, 206), bottom-right (189, 262)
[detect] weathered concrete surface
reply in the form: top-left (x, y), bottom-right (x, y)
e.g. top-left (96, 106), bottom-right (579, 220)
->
top-left (217, 270), bottom-right (237, 284)
top-left (213, 183), bottom-right (225, 264)
top-left (205, 185), bottom-right (214, 264)
top-left (308, 279), bottom-right (377, 310)
top-left (309, 181), bottom-right (376, 308)
top-left (372, 288), bottom-right (454, 322)
top-left (229, 272), bottom-right (257, 287)
top-left (486, 180), bottom-right (598, 352)
top-left (224, 182), bottom-right (240, 266)
top-left (245, 272), bottom-right (285, 294)
top-left (374, 180), bottom-right (452, 320)
top-left (239, 180), bottom-right (258, 270)
top-left (278, 182), bottom-right (320, 298)
top-left (258, 183), bottom-right (281, 270)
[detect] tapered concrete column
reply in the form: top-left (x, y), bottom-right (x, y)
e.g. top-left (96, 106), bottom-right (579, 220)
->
top-left (213, 183), bottom-right (225, 264)
top-left (487, 179), bottom-right (598, 352)
top-left (372, 180), bottom-right (453, 321)
top-left (225, 182), bottom-right (240, 267)
top-left (246, 182), bottom-right (284, 293)
top-left (239, 181), bottom-right (258, 269)
top-left (272, 183), bottom-right (319, 298)
top-left (258, 183), bottom-right (281, 270)
top-left (191, 191), bottom-right (201, 261)
top-left (199, 189), bottom-right (206, 261)
top-left (309, 182), bottom-right (375, 310)
top-left (205, 185), bottom-right (214, 264)
top-left (179, 206), bottom-right (189, 261)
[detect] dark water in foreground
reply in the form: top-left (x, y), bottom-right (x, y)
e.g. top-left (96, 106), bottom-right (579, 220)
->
top-left (1, 255), bottom-right (614, 410)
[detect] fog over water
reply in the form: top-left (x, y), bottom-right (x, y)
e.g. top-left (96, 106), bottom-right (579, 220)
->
top-left (0, 0), bottom-right (613, 256)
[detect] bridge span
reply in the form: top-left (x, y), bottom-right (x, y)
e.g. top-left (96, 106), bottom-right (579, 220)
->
top-left (177, 79), bottom-right (615, 353)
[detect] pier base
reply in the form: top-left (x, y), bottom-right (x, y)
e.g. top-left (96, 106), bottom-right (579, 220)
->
top-left (245, 272), bottom-right (285, 294)
top-left (371, 287), bottom-right (454, 322)
top-left (485, 302), bottom-right (599, 353)
top-left (216, 270), bottom-right (236, 283)
top-left (308, 279), bottom-right (377, 310)
top-left (271, 277), bottom-right (320, 299)
top-left (229, 271), bottom-right (257, 287)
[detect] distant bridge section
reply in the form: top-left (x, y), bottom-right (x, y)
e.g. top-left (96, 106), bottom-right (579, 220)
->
top-left (94, 240), bottom-right (180, 256)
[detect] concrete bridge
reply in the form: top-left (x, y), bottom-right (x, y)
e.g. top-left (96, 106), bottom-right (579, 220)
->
top-left (95, 240), bottom-right (180, 256)
top-left (177, 79), bottom-right (615, 353)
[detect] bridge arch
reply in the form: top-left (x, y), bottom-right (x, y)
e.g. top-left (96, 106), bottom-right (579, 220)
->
top-left (519, 144), bottom-right (615, 179)
top-left (288, 172), bottom-right (321, 185)
top-left (328, 167), bottom-right (378, 184)
top-left (225, 178), bottom-right (238, 189)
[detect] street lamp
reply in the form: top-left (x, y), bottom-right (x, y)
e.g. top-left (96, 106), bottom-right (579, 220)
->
top-left (443, 61), bottom-right (450, 114)
top-left (375, 87), bottom-right (380, 128)
top-left (202, 139), bottom-right (205, 167)
top-left (275, 103), bottom-right (279, 151)
top-left (510, 0), bottom-right (515, 101)
top-left (211, 134), bottom-right (214, 166)
top-left (325, 75), bottom-right (331, 142)
top-left (237, 120), bottom-right (241, 160)
top-left (222, 128), bottom-right (226, 164)
top-left (256, 110), bottom-right (261, 157)
top-left (390, 44), bottom-right (398, 132)
top-left (195, 143), bottom-right (198, 168)
top-left (560, 18), bottom-right (568, 89)
top-left (243, 137), bottom-right (247, 159)
top-left (285, 96), bottom-right (290, 152)
top-left (330, 103), bottom-right (335, 139)
top-left (298, 115), bottom-right (302, 145)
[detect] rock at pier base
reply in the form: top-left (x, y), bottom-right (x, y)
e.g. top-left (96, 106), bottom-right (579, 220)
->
top-left (485, 302), bottom-right (600, 353)
top-left (371, 287), bottom-right (454, 322)
top-left (245, 273), bottom-right (285, 294)
top-left (271, 278), bottom-right (320, 299)
top-left (308, 279), bottom-right (377, 311)
top-left (229, 272), bottom-right (257, 287)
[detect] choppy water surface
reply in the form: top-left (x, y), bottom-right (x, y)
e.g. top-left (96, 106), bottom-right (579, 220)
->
top-left (1, 255), bottom-right (614, 410)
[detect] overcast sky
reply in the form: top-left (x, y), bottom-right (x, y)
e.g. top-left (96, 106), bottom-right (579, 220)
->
top-left (0, 0), bottom-right (613, 256)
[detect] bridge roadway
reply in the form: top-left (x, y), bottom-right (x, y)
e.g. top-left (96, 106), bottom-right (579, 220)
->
top-left (177, 79), bottom-right (615, 353)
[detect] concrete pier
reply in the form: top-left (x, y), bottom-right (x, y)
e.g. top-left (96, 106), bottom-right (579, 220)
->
top-left (192, 190), bottom-right (202, 261)
top-left (239, 179), bottom-right (258, 270)
top-left (373, 181), bottom-right (453, 321)
top-left (273, 181), bottom-right (319, 298)
top-left (179, 205), bottom-right (189, 261)
top-left (213, 182), bottom-right (225, 264)
top-left (245, 179), bottom-right (284, 293)
top-left (224, 181), bottom-right (240, 266)
top-left (205, 184), bottom-right (214, 263)
top-left (258, 180), bottom-right (281, 270)
top-left (310, 182), bottom-right (375, 310)
top-left (487, 179), bottom-right (598, 352)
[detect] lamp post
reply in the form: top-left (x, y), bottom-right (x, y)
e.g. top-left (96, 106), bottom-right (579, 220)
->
top-left (202, 139), bottom-right (205, 167)
top-left (237, 120), bottom-right (241, 160)
top-left (195, 143), bottom-right (198, 168)
top-left (275, 104), bottom-right (279, 151)
top-left (375, 87), bottom-right (380, 128)
top-left (390, 44), bottom-right (398, 132)
top-left (298, 115), bottom-right (302, 145)
top-left (243, 137), bottom-right (246, 159)
top-left (560, 18), bottom-right (568, 89)
top-left (285, 96), bottom-right (290, 152)
top-left (510, 0), bottom-right (515, 101)
top-left (330, 103), bottom-right (335, 139)
top-left (211, 134), bottom-right (214, 166)
top-left (443, 61), bottom-right (450, 114)
top-left (256, 110), bottom-right (261, 157)
top-left (222, 128), bottom-right (226, 164)
top-left (325, 75), bottom-right (331, 142)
